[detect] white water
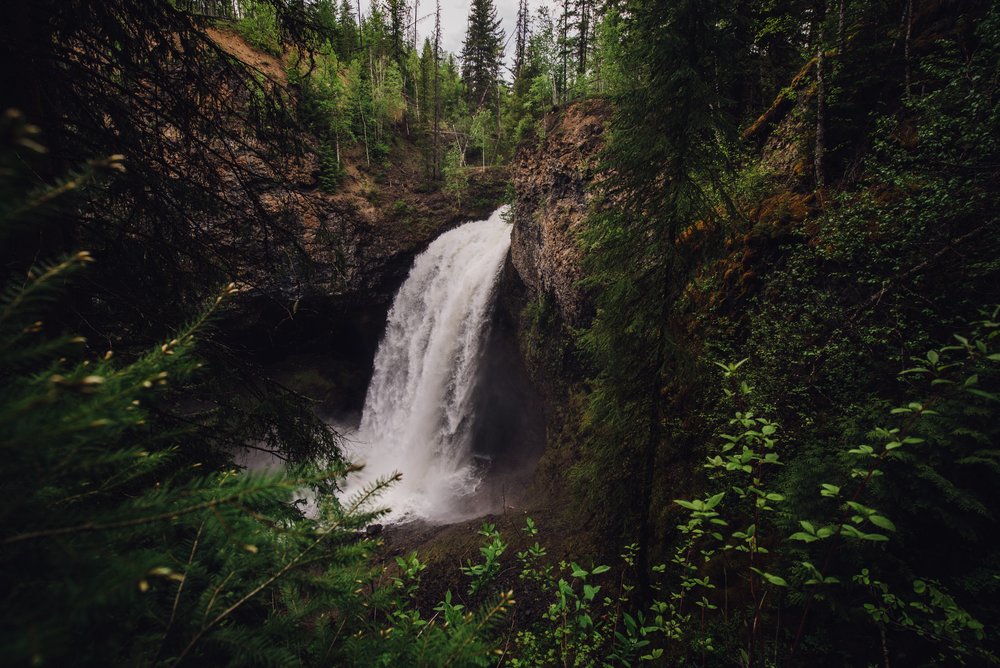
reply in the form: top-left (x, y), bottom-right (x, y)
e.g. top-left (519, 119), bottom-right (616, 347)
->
top-left (342, 206), bottom-right (512, 522)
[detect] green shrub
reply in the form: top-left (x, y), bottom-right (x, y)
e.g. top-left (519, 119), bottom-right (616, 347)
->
top-left (235, 0), bottom-right (281, 56)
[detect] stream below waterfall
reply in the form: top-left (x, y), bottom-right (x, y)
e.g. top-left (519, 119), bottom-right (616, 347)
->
top-left (340, 206), bottom-right (526, 523)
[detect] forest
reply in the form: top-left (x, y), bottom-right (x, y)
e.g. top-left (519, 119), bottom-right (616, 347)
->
top-left (1, 0), bottom-right (998, 665)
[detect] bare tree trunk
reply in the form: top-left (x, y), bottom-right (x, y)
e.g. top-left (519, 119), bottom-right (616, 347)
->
top-left (837, 0), bottom-right (846, 53)
top-left (413, 0), bottom-right (419, 48)
top-left (495, 79), bottom-right (501, 164)
top-left (814, 0), bottom-right (827, 189)
top-left (561, 0), bottom-right (569, 103)
top-left (904, 0), bottom-right (913, 99)
top-left (433, 0), bottom-right (441, 180)
top-left (360, 112), bottom-right (371, 167)
top-left (356, 0), bottom-right (363, 50)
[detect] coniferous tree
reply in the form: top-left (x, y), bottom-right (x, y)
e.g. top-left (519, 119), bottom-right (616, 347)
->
top-left (386, 0), bottom-right (409, 67)
top-left (558, 0), bottom-right (572, 101)
top-left (460, 0), bottom-right (505, 111)
top-left (575, 0), bottom-right (592, 76)
top-left (336, 0), bottom-right (357, 58)
top-left (514, 0), bottom-right (530, 79)
top-left (579, 0), bottom-right (738, 584)
top-left (315, 0), bottom-right (338, 37)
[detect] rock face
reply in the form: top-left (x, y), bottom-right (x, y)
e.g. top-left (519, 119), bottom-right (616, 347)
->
top-left (496, 101), bottom-right (610, 509)
top-left (229, 141), bottom-right (508, 311)
top-left (508, 99), bottom-right (610, 328)
top-left (200, 28), bottom-right (509, 345)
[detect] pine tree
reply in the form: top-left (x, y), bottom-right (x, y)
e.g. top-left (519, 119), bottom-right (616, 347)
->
top-left (336, 0), bottom-right (357, 58)
top-left (460, 0), bottom-right (505, 111)
top-left (513, 0), bottom-right (530, 79)
top-left (558, 0), bottom-right (572, 101)
top-left (578, 0), bottom-right (738, 587)
top-left (386, 0), bottom-right (409, 67)
top-left (575, 0), bottom-right (592, 76)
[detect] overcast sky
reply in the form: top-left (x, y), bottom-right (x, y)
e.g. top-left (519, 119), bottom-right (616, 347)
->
top-left (357, 0), bottom-right (544, 71)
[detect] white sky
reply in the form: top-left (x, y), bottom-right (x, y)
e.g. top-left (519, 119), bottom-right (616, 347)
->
top-left (357, 0), bottom-right (555, 71)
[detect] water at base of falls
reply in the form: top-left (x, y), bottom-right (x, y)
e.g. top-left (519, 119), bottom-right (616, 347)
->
top-left (340, 206), bottom-right (512, 523)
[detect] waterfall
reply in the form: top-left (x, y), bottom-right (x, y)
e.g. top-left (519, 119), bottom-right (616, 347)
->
top-left (343, 206), bottom-right (512, 522)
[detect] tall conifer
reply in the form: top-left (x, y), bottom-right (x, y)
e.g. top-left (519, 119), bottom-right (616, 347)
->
top-left (579, 0), bottom-right (738, 588)
top-left (460, 0), bottom-right (504, 110)
top-left (513, 0), bottom-right (530, 79)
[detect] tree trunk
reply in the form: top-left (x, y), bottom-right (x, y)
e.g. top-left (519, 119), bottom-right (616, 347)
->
top-left (356, 0), bottom-right (363, 49)
top-left (814, 0), bottom-right (827, 189)
top-left (838, 0), bottom-right (846, 53)
top-left (904, 0), bottom-right (913, 99)
top-left (433, 1), bottom-right (441, 180)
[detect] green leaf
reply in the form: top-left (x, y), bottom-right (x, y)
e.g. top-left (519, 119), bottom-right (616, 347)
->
top-left (763, 573), bottom-right (788, 587)
top-left (704, 491), bottom-right (725, 509)
top-left (591, 565), bottom-right (611, 575)
top-left (862, 532), bottom-right (889, 542)
top-left (869, 515), bottom-right (896, 532)
top-left (965, 388), bottom-right (999, 402)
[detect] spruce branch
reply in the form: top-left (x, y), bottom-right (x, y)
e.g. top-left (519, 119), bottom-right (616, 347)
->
top-left (1, 473), bottom-right (338, 545)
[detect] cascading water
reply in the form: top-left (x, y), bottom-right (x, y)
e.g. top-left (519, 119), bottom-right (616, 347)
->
top-left (342, 206), bottom-right (512, 522)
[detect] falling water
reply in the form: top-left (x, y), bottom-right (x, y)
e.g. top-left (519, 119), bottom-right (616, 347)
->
top-left (342, 206), bottom-right (512, 522)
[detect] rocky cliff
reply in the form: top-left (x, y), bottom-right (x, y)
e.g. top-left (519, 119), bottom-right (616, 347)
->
top-left (201, 27), bottom-right (508, 417)
top-left (500, 100), bottom-right (610, 510)
top-left (203, 28), bottom-right (508, 345)
top-left (507, 99), bottom-right (610, 329)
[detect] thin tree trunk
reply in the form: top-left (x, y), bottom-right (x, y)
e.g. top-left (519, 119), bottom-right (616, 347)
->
top-left (814, 0), bottom-right (827, 189)
top-left (433, 0), bottom-right (441, 180)
top-left (838, 0), bottom-right (846, 53)
top-left (356, 0), bottom-right (363, 50)
top-left (904, 0), bottom-right (913, 99)
top-left (561, 0), bottom-right (569, 103)
top-left (413, 0), bottom-right (419, 48)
